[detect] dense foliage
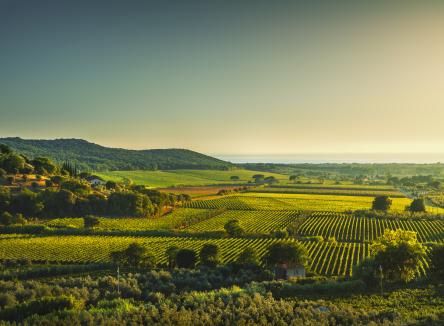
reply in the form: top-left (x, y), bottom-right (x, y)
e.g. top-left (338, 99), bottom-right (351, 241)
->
top-left (0, 137), bottom-right (235, 171)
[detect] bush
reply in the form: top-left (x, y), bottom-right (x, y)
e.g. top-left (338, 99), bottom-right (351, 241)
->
top-left (199, 244), bottom-right (219, 267)
top-left (429, 244), bottom-right (444, 282)
top-left (0, 296), bottom-right (82, 322)
top-left (0, 212), bottom-right (13, 226)
top-left (176, 249), bottom-right (197, 269)
top-left (224, 219), bottom-right (244, 237)
top-left (83, 215), bottom-right (99, 228)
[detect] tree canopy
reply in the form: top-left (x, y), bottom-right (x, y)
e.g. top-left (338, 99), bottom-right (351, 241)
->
top-left (224, 219), bottom-right (244, 237)
top-left (372, 196), bottom-right (392, 211)
top-left (370, 229), bottom-right (426, 283)
top-left (263, 242), bottom-right (309, 268)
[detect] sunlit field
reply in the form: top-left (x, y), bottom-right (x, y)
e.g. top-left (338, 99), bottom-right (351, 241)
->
top-left (185, 192), bottom-right (443, 213)
top-left (96, 169), bottom-right (287, 187)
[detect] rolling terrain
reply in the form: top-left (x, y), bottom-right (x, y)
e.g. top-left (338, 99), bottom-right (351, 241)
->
top-left (0, 137), bottom-right (235, 171)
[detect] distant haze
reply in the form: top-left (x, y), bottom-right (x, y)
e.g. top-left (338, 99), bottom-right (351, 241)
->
top-left (215, 153), bottom-right (444, 164)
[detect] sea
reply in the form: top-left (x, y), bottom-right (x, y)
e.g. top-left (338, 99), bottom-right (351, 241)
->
top-left (213, 153), bottom-right (444, 164)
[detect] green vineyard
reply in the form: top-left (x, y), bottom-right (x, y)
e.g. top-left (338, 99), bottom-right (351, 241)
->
top-left (249, 187), bottom-right (405, 198)
top-left (186, 210), bottom-right (300, 234)
top-left (44, 208), bottom-right (213, 231)
top-left (184, 193), bottom-right (431, 212)
top-left (298, 212), bottom-right (444, 243)
top-left (0, 235), bottom-right (377, 276)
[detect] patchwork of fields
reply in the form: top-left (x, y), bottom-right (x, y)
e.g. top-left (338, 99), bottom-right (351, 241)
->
top-left (1, 176), bottom-right (442, 277)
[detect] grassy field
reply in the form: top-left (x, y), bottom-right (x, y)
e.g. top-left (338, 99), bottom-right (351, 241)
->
top-left (158, 186), bottom-right (243, 198)
top-left (96, 169), bottom-right (288, 188)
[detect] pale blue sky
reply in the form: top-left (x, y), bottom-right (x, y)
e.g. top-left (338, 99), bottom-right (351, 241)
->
top-left (1, 1), bottom-right (444, 155)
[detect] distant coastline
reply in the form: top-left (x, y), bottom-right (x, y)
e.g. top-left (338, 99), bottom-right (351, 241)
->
top-left (214, 153), bottom-right (444, 164)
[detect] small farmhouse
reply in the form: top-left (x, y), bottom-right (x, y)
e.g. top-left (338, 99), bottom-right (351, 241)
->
top-left (274, 263), bottom-right (305, 280)
top-left (85, 175), bottom-right (105, 186)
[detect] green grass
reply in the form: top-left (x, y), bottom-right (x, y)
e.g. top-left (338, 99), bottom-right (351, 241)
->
top-left (96, 169), bottom-right (288, 188)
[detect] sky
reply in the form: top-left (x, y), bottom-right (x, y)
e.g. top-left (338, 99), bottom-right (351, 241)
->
top-left (1, 1), bottom-right (444, 155)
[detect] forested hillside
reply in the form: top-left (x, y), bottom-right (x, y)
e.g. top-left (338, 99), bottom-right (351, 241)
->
top-left (0, 138), bottom-right (235, 171)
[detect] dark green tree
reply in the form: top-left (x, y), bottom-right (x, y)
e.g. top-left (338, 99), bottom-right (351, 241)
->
top-left (224, 219), bottom-right (244, 237)
top-left (175, 249), bottom-right (197, 269)
top-left (236, 247), bottom-right (259, 266)
top-left (372, 196), bottom-right (392, 211)
top-left (0, 212), bottom-right (13, 226)
top-left (429, 244), bottom-right (444, 282)
top-left (83, 215), bottom-right (99, 228)
top-left (105, 181), bottom-right (118, 190)
top-left (0, 153), bottom-right (25, 173)
top-left (31, 157), bottom-right (57, 175)
top-left (10, 189), bottom-right (43, 216)
top-left (408, 198), bottom-right (426, 213)
top-left (252, 174), bottom-right (265, 183)
top-left (0, 187), bottom-right (11, 212)
top-left (199, 244), bottom-right (220, 267)
top-left (110, 243), bottom-right (156, 269)
top-left (263, 242), bottom-right (309, 268)
top-left (0, 144), bottom-right (12, 154)
top-left (107, 191), bottom-right (154, 217)
top-left (165, 246), bottom-right (179, 269)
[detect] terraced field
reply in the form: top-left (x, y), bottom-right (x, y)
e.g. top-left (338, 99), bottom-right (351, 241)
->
top-left (185, 193), bottom-right (429, 212)
top-left (298, 212), bottom-right (444, 243)
top-left (0, 235), bottom-right (378, 276)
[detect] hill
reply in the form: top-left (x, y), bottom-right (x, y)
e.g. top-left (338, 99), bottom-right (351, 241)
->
top-left (0, 137), bottom-right (235, 171)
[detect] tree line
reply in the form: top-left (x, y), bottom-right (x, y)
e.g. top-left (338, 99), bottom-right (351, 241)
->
top-left (0, 145), bottom-right (191, 223)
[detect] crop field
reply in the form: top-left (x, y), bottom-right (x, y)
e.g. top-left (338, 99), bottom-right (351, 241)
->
top-left (0, 235), bottom-right (381, 276)
top-left (185, 193), bottom-right (430, 212)
top-left (158, 186), bottom-right (245, 198)
top-left (249, 187), bottom-right (405, 198)
top-left (96, 169), bottom-right (287, 188)
top-left (298, 212), bottom-right (444, 243)
top-left (270, 184), bottom-right (396, 190)
top-left (186, 210), bottom-right (300, 234)
top-left (44, 208), bottom-right (212, 231)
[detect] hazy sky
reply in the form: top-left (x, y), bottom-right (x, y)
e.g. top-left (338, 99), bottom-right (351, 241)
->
top-left (1, 1), bottom-right (444, 155)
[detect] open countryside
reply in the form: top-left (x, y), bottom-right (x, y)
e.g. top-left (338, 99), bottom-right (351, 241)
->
top-left (2, 1), bottom-right (444, 324)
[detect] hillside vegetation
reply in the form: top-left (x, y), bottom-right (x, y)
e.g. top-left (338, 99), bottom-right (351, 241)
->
top-left (0, 137), bottom-right (235, 171)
